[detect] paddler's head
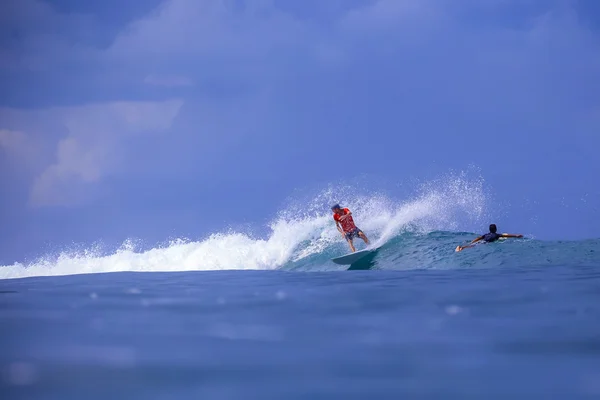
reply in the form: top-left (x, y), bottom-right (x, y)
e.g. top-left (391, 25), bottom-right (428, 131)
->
top-left (331, 204), bottom-right (342, 214)
top-left (489, 224), bottom-right (497, 233)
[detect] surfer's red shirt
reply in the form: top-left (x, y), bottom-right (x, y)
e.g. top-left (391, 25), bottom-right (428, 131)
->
top-left (333, 208), bottom-right (357, 233)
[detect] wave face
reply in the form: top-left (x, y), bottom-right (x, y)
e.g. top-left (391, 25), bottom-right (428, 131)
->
top-left (2, 173), bottom-right (598, 279)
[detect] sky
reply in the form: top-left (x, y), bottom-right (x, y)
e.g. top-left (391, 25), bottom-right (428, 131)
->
top-left (1, 0), bottom-right (599, 264)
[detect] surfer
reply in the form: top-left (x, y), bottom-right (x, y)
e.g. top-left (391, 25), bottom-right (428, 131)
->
top-left (455, 224), bottom-right (523, 252)
top-left (331, 204), bottom-right (369, 252)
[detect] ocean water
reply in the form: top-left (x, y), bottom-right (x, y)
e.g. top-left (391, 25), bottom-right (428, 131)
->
top-left (2, 176), bottom-right (600, 398)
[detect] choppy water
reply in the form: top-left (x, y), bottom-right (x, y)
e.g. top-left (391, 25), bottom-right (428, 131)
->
top-left (2, 266), bottom-right (600, 399)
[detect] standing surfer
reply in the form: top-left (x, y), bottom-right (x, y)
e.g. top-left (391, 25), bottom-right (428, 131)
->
top-left (331, 204), bottom-right (370, 252)
top-left (455, 224), bottom-right (523, 252)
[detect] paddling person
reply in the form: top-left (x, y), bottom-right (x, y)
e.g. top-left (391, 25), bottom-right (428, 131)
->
top-left (331, 204), bottom-right (369, 252)
top-left (455, 224), bottom-right (523, 252)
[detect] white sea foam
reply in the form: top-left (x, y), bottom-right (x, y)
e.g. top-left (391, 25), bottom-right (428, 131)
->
top-left (0, 172), bottom-right (487, 279)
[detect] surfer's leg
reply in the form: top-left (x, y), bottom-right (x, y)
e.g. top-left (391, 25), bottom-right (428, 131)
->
top-left (344, 231), bottom-right (356, 252)
top-left (358, 230), bottom-right (369, 244)
top-left (346, 238), bottom-right (356, 252)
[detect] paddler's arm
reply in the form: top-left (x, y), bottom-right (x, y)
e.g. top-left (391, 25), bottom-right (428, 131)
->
top-left (501, 233), bottom-right (523, 238)
top-left (456, 236), bottom-right (482, 252)
top-left (469, 235), bottom-right (484, 244)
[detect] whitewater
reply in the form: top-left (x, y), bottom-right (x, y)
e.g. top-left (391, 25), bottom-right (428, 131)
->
top-left (1, 174), bottom-right (486, 279)
top-left (2, 174), bottom-right (599, 279)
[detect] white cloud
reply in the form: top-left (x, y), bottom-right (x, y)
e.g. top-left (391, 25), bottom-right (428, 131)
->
top-left (105, 0), bottom-right (314, 77)
top-left (61, 100), bottom-right (183, 135)
top-left (98, 0), bottom-right (598, 90)
top-left (29, 136), bottom-right (107, 206)
top-left (2, 0), bottom-right (598, 207)
top-left (5, 0), bottom-right (596, 91)
top-left (0, 100), bottom-right (183, 207)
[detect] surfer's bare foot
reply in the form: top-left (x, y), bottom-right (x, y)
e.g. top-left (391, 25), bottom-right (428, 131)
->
top-left (455, 246), bottom-right (462, 252)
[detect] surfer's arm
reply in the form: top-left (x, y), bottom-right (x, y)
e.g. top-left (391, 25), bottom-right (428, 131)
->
top-left (338, 209), bottom-right (351, 221)
top-left (501, 233), bottom-right (523, 238)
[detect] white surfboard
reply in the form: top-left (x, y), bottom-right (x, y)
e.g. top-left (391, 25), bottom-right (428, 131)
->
top-left (331, 248), bottom-right (376, 265)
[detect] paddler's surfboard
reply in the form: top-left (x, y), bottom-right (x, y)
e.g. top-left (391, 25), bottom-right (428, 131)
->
top-left (331, 248), bottom-right (376, 265)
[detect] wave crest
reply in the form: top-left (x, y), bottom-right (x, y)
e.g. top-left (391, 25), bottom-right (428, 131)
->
top-left (1, 172), bottom-right (489, 279)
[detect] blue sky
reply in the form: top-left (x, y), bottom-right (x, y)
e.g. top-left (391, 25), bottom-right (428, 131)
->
top-left (1, 0), bottom-right (599, 264)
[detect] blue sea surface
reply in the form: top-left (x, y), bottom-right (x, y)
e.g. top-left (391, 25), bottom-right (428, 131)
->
top-left (2, 249), bottom-right (600, 398)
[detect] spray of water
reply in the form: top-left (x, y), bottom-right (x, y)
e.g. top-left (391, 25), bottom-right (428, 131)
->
top-left (0, 171), bottom-right (488, 279)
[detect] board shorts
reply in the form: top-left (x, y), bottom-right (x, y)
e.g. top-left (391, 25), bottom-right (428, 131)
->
top-left (344, 227), bottom-right (363, 241)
